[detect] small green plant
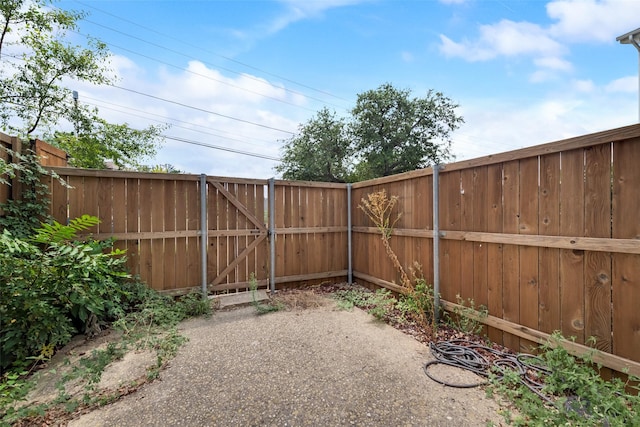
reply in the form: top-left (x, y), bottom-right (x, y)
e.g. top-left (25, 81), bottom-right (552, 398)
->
top-left (396, 270), bottom-right (438, 336)
top-left (445, 294), bottom-right (488, 335)
top-left (333, 287), bottom-right (396, 321)
top-left (489, 332), bottom-right (640, 426)
top-left (249, 273), bottom-right (283, 314)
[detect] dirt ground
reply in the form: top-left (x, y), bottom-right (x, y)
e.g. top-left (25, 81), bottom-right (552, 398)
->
top-left (21, 293), bottom-right (510, 426)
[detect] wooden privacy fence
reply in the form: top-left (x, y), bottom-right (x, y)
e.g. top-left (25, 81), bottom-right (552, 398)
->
top-left (42, 169), bottom-right (349, 294)
top-left (0, 132), bottom-right (68, 210)
top-left (2, 125), bottom-right (640, 377)
top-left (351, 123), bottom-right (640, 377)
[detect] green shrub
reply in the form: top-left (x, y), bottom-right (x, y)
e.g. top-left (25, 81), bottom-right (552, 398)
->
top-left (0, 215), bottom-right (131, 370)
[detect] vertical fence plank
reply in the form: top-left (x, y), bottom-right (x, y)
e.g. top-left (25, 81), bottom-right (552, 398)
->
top-left (125, 178), bottom-right (139, 277)
top-left (472, 166), bottom-right (489, 336)
top-left (486, 164), bottom-right (504, 344)
top-left (151, 180), bottom-right (166, 291)
top-left (174, 180), bottom-right (188, 290)
top-left (163, 180), bottom-right (176, 291)
top-left (111, 178), bottom-right (127, 259)
top-left (518, 157), bottom-right (540, 352)
top-left (559, 149), bottom-right (585, 343)
top-left (538, 153), bottom-right (561, 335)
top-left (460, 168), bottom-right (474, 302)
top-left (186, 179), bottom-right (200, 289)
top-left (612, 139), bottom-right (640, 361)
top-left (138, 179), bottom-right (153, 288)
top-left (584, 144), bottom-right (613, 354)
top-left (502, 160), bottom-right (521, 351)
top-left (440, 170), bottom-right (461, 303)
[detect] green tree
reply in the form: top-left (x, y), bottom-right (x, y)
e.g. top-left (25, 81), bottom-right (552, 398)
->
top-left (275, 107), bottom-right (353, 182)
top-left (53, 114), bottom-right (166, 170)
top-left (350, 83), bottom-right (463, 180)
top-left (0, 0), bottom-right (165, 169)
top-left (0, 0), bottom-right (109, 136)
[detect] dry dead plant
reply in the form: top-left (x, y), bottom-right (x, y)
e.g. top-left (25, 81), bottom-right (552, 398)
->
top-left (359, 190), bottom-right (436, 337)
top-left (359, 189), bottom-right (411, 292)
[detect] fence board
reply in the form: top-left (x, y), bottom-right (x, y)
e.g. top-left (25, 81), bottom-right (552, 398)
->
top-left (440, 170), bottom-right (461, 302)
top-left (173, 180), bottom-right (189, 290)
top-left (472, 166), bottom-right (489, 336)
top-left (612, 138), bottom-right (640, 361)
top-left (460, 168), bottom-right (475, 303)
top-left (559, 149), bottom-right (585, 343)
top-left (502, 160), bottom-right (521, 351)
top-left (538, 153), bottom-right (561, 335)
top-left (519, 157), bottom-right (539, 352)
top-left (584, 144), bottom-right (612, 356)
top-left (486, 163), bottom-right (504, 344)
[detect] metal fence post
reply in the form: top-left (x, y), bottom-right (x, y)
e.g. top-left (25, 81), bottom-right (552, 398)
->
top-left (268, 178), bottom-right (276, 293)
top-left (200, 174), bottom-right (207, 298)
top-left (347, 183), bottom-right (353, 285)
top-left (432, 165), bottom-right (441, 323)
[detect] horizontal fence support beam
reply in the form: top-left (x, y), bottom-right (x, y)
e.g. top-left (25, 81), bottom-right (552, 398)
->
top-left (210, 279), bottom-right (269, 293)
top-left (275, 270), bottom-right (349, 285)
top-left (352, 271), bottom-right (407, 294)
top-left (84, 229), bottom-right (267, 241)
top-left (354, 270), bottom-right (640, 377)
top-left (440, 300), bottom-right (640, 378)
top-left (275, 226), bottom-right (348, 235)
top-left (353, 227), bottom-right (640, 254)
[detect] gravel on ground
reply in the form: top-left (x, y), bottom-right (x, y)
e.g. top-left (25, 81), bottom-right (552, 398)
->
top-left (66, 296), bottom-right (508, 426)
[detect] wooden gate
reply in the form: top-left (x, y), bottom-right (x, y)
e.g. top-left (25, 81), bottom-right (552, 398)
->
top-left (205, 177), bottom-right (269, 293)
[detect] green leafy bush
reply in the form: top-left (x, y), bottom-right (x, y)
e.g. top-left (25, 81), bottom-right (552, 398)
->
top-left (490, 333), bottom-right (640, 426)
top-left (0, 215), bottom-right (131, 370)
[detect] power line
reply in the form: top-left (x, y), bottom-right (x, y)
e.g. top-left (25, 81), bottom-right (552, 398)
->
top-left (72, 0), bottom-right (350, 104)
top-left (77, 34), bottom-right (319, 113)
top-left (162, 135), bottom-right (280, 161)
top-left (109, 83), bottom-right (296, 135)
top-left (82, 96), bottom-right (280, 148)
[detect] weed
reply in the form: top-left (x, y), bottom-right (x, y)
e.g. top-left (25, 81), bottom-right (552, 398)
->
top-left (445, 294), bottom-right (487, 335)
top-left (249, 273), bottom-right (283, 315)
top-left (489, 332), bottom-right (640, 426)
top-left (333, 287), bottom-right (396, 321)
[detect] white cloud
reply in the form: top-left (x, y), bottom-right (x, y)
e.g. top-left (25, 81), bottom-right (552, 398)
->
top-left (269, 0), bottom-right (372, 34)
top-left (439, 20), bottom-right (566, 61)
top-left (534, 56), bottom-right (572, 71)
top-left (572, 79), bottom-right (596, 92)
top-left (547, 0), bottom-right (640, 43)
top-left (605, 76), bottom-right (637, 93)
top-left (452, 90), bottom-right (636, 162)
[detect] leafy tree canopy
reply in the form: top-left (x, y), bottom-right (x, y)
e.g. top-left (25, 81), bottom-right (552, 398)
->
top-left (275, 107), bottom-right (352, 183)
top-left (276, 83), bottom-right (463, 182)
top-left (0, 0), bottom-right (164, 169)
top-left (350, 83), bottom-right (463, 179)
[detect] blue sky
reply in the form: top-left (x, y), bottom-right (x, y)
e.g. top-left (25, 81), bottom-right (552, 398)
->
top-left (55, 0), bottom-right (640, 178)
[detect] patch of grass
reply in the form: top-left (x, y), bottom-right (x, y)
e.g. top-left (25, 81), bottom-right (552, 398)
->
top-left (333, 287), bottom-right (396, 321)
top-left (1, 286), bottom-right (212, 426)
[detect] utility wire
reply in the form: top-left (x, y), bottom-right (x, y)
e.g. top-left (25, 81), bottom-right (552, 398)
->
top-left (72, 0), bottom-right (350, 104)
top-left (162, 135), bottom-right (280, 161)
top-left (77, 34), bottom-right (319, 113)
top-left (82, 95), bottom-right (279, 146)
top-left (109, 83), bottom-right (296, 135)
